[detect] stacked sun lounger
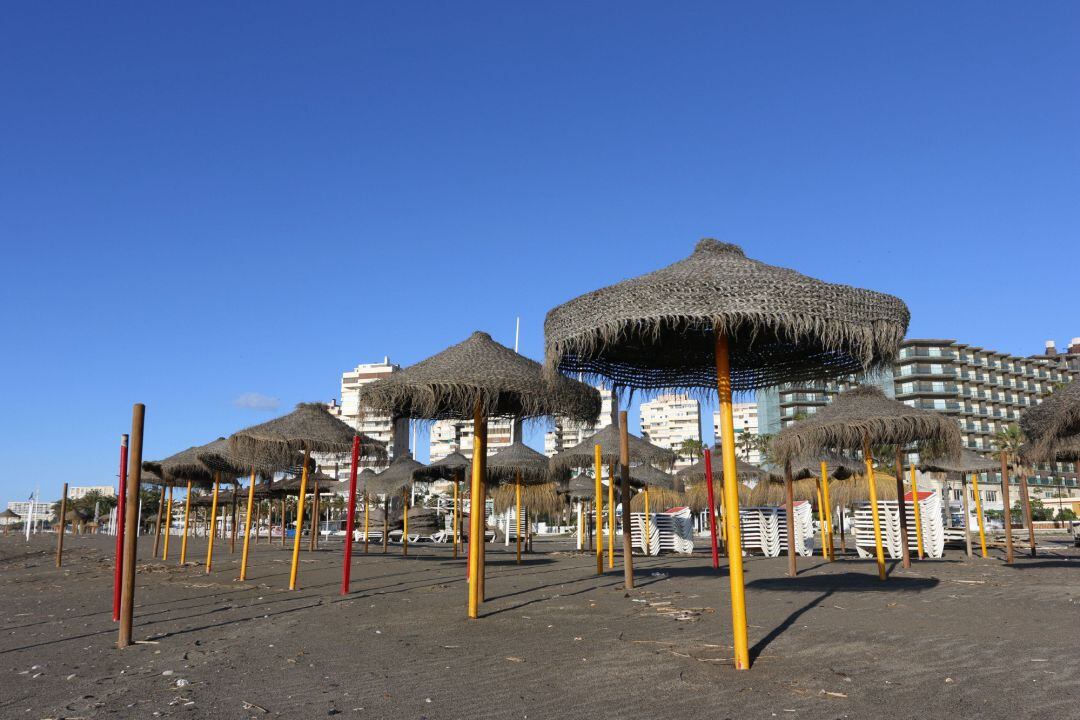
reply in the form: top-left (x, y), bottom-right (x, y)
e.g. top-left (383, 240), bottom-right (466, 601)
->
top-left (628, 508), bottom-right (695, 555)
top-left (736, 502), bottom-right (815, 557)
top-left (853, 490), bottom-right (946, 559)
top-left (504, 508), bottom-right (529, 540)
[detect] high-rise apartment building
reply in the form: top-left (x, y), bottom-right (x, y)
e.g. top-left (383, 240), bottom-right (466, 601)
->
top-left (640, 393), bottom-right (701, 468)
top-left (544, 387), bottom-right (614, 456)
top-left (713, 402), bottom-right (762, 463)
top-left (429, 417), bottom-right (516, 462)
top-left (336, 358), bottom-right (411, 469)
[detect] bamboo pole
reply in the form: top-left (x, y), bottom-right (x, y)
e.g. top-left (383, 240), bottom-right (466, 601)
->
top-left (784, 461), bottom-right (796, 576)
top-left (516, 469), bottom-right (523, 565)
top-left (162, 485), bottom-right (174, 561)
top-left (117, 404), bottom-right (145, 649)
top-left (593, 445), bottom-right (602, 574)
top-left (715, 334), bottom-right (749, 670)
top-left (288, 450), bottom-right (311, 590)
top-left (998, 452), bottom-right (1015, 564)
top-left (820, 461), bottom-right (834, 560)
top-left (342, 435), bottom-right (360, 595)
top-left (56, 482), bottom-right (68, 568)
top-left (705, 448), bottom-right (719, 569)
top-left (892, 448), bottom-right (912, 569)
top-left (467, 400), bottom-right (485, 619)
top-left (862, 437), bottom-right (887, 580)
top-left (607, 463), bottom-right (615, 568)
top-left (1018, 469), bottom-right (1036, 558)
top-left (180, 481), bottom-right (192, 564)
top-left (909, 465), bottom-right (924, 560)
top-left (205, 473), bottom-right (221, 574)
top-left (971, 473), bottom-right (988, 559)
top-left (239, 470), bottom-right (256, 580)
top-left (619, 411), bottom-right (634, 589)
top-left (152, 485), bottom-right (165, 558)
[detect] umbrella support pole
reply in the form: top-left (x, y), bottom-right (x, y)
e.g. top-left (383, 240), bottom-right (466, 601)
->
top-left (998, 452), bottom-right (1015, 564)
top-left (452, 478), bottom-right (459, 559)
top-left (607, 464), bottom-right (615, 568)
top-left (239, 470), bottom-right (256, 581)
top-left (593, 447), bottom-right (602, 573)
top-left (704, 449), bottom-right (719, 569)
top-left (56, 483), bottom-right (68, 568)
top-left (784, 462), bottom-right (796, 577)
top-left (229, 492), bottom-right (238, 554)
top-left (909, 466), bottom-right (924, 559)
top-left (467, 402), bottom-right (486, 619)
top-left (309, 482), bottom-right (319, 552)
top-left (280, 500), bottom-right (286, 547)
top-left (971, 473), bottom-right (988, 558)
top-left (820, 461), bottom-right (834, 561)
top-left (619, 411), bottom-right (634, 589)
top-left (715, 334), bottom-right (750, 670)
top-left (152, 486), bottom-right (165, 558)
top-left (815, 480), bottom-right (827, 560)
top-left (206, 474), bottom-right (221, 574)
top-left (1018, 471), bottom-right (1036, 558)
top-left (893, 450), bottom-right (912, 569)
top-left (180, 481), bottom-right (192, 565)
top-left (517, 471), bottom-right (524, 566)
top-left (117, 404), bottom-right (145, 649)
top-left (288, 451), bottom-right (311, 590)
top-left (342, 436), bottom-right (360, 595)
top-left (402, 489), bottom-right (409, 557)
top-left (162, 486), bottom-right (173, 561)
top-left (861, 438), bottom-right (887, 580)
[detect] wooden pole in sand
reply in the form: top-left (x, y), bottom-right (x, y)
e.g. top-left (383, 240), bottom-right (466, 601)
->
top-left (467, 400), bottom-right (486, 619)
top-left (783, 461), bottom-right (797, 577)
top-left (1018, 469), bottom-right (1036, 558)
top-left (971, 473), bottom-right (988, 559)
top-left (180, 481), bottom-right (192, 564)
top-left (239, 470), bottom-right (257, 581)
top-left (593, 445), bottom-right (602, 574)
top-left (715, 334), bottom-right (749, 670)
top-left (288, 450), bottom-right (311, 590)
top-left (893, 448), bottom-right (912, 569)
top-left (162, 485), bottom-right (174, 561)
top-left (909, 465), bottom-right (924, 560)
top-left (619, 411), bottom-right (634, 589)
top-left (821, 461), bottom-right (835, 560)
top-left (861, 437), bottom-right (887, 580)
top-left (998, 452), bottom-right (1015, 564)
top-left (55, 482), bottom-right (69, 568)
top-left (607, 463), bottom-right (615, 568)
top-left (205, 473), bottom-right (221, 573)
top-left (152, 485), bottom-right (165, 558)
top-left (117, 403), bottom-right (145, 649)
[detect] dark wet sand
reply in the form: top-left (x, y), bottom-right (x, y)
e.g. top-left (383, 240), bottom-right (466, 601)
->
top-left (2, 532), bottom-right (1078, 719)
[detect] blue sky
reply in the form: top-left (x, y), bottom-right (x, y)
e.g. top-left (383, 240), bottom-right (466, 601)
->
top-left (2, 3), bottom-right (1077, 504)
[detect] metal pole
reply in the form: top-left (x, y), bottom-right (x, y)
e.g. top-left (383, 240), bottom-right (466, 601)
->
top-left (117, 404), bottom-right (145, 649)
top-left (467, 400), bottom-right (485, 619)
top-left (289, 450), bottom-right (311, 590)
top-left (205, 474), bottom-right (221, 573)
top-left (162, 485), bottom-right (174, 561)
top-left (239, 470), bottom-right (257, 580)
top-left (593, 445), bottom-right (602, 574)
top-left (342, 435), bottom-right (360, 595)
top-left (821, 461), bottom-right (835, 560)
top-left (971, 473), bottom-right (988, 558)
top-left (862, 437), bottom-right (887, 580)
top-left (180, 480), bottom-right (192, 564)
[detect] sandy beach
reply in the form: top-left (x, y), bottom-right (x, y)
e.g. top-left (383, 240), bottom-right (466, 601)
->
top-left (3, 533), bottom-right (1078, 719)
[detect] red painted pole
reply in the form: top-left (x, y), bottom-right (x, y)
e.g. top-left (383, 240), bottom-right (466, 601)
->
top-left (112, 434), bottom-right (129, 622)
top-left (704, 448), bottom-right (719, 570)
top-left (341, 435), bottom-right (361, 595)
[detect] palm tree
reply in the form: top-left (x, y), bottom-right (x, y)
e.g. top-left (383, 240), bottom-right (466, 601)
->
top-left (677, 438), bottom-right (704, 464)
top-left (993, 422), bottom-right (1030, 558)
top-left (736, 432), bottom-right (756, 462)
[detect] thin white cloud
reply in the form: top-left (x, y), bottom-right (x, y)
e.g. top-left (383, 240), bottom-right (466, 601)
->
top-left (233, 392), bottom-right (280, 411)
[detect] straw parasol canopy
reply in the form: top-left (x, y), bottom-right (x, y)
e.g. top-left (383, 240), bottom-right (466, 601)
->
top-left (413, 451), bottom-right (470, 482)
top-left (629, 463), bottom-right (676, 490)
top-left (686, 482), bottom-right (752, 511)
top-left (357, 331), bottom-right (601, 423)
top-left (549, 424), bottom-right (675, 472)
top-left (919, 448), bottom-right (999, 475)
top-left (675, 455), bottom-right (776, 486)
top-left (270, 472), bottom-right (340, 496)
top-left (484, 441), bottom-right (552, 485)
top-left (544, 239), bottom-right (910, 392)
top-left (771, 385), bottom-right (962, 464)
top-left (366, 455), bottom-right (425, 497)
top-left (561, 474), bottom-right (599, 500)
top-left (785, 453), bottom-right (865, 480)
top-left (196, 436), bottom-right (284, 478)
top-left (747, 477), bottom-right (820, 506)
top-left (1020, 380), bottom-right (1080, 462)
top-left (155, 445), bottom-right (219, 487)
top-left (492, 482), bottom-right (563, 516)
top-left (0, 508), bottom-right (20, 520)
top-left (828, 473), bottom-right (899, 506)
top-left (229, 402), bottom-right (387, 468)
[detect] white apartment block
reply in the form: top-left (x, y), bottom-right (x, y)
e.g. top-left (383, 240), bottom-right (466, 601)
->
top-left (544, 387), bottom-right (614, 456)
top-left (640, 393), bottom-right (701, 468)
top-left (6, 500), bottom-right (52, 524)
top-left (429, 418), bottom-right (516, 462)
top-left (69, 485), bottom-right (116, 500)
top-left (335, 358), bottom-right (411, 469)
top-left (713, 402), bottom-right (761, 463)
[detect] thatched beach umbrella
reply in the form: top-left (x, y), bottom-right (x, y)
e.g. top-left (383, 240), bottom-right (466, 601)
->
top-left (774, 385), bottom-right (961, 577)
top-left (229, 402), bottom-right (386, 590)
top-left (783, 453), bottom-right (863, 561)
top-left (356, 469), bottom-right (380, 554)
top-left (0, 508), bottom-right (19, 535)
top-left (155, 443), bottom-right (229, 568)
top-left (1020, 380), bottom-right (1080, 462)
top-left (545, 238), bottom-right (910, 670)
top-left (357, 330), bottom-right (600, 619)
top-left (628, 466), bottom-right (684, 547)
top-left (414, 451), bottom-right (471, 557)
top-left (366, 455), bottom-right (425, 556)
top-left (921, 449), bottom-right (999, 559)
top-left (486, 441), bottom-right (553, 563)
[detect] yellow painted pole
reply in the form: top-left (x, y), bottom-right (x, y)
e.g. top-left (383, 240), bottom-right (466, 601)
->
top-left (515, 470), bottom-right (523, 564)
top-left (715, 333), bottom-right (750, 670)
top-left (815, 480), bottom-right (827, 558)
top-left (402, 488), bottom-right (409, 557)
top-left (910, 465), bottom-right (925, 560)
top-left (607, 464), bottom-right (615, 568)
top-left (452, 479), bottom-right (459, 559)
top-left (594, 444), bottom-right (603, 574)
top-left (205, 473), bottom-right (221, 574)
top-left (643, 486), bottom-right (650, 555)
top-left (162, 485), bottom-right (174, 561)
top-left (820, 461), bottom-right (834, 560)
top-left (971, 473), bottom-right (988, 558)
top-left (467, 401), bottom-right (484, 619)
top-left (179, 480), bottom-right (192, 564)
top-left (288, 450), bottom-right (311, 590)
top-left (239, 470), bottom-right (256, 580)
top-left (862, 438), bottom-right (887, 580)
